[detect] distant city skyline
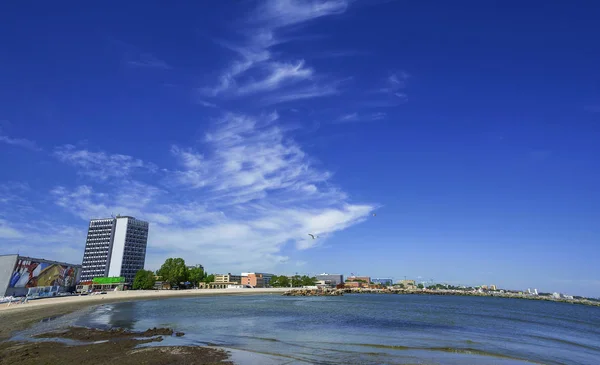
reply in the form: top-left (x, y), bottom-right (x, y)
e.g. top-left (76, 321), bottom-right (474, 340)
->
top-left (0, 1), bottom-right (598, 297)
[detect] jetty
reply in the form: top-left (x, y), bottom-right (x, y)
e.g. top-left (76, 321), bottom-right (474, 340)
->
top-left (283, 287), bottom-right (600, 307)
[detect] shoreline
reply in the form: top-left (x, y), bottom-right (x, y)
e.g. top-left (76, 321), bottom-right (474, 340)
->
top-left (1, 289), bottom-right (597, 364)
top-left (3, 286), bottom-right (598, 341)
top-left (0, 288), bottom-right (287, 341)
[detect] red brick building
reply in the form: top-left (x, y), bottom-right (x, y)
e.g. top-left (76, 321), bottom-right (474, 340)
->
top-left (241, 273), bottom-right (265, 288)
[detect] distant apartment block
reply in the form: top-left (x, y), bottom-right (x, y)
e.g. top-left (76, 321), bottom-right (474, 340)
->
top-left (315, 273), bottom-right (344, 286)
top-left (241, 272), bottom-right (273, 288)
top-left (241, 273), bottom-right (264, 287)
top-left (371, 278), bottom-right (393, 286)
top-left (214, 273), bottom-right (241, 284)
top-left (241, 272), bottom-right (274, 287)
top-left (80, 215), bottom-right (149, 285)
top-left (397, 279), bottom-right (416, 287)
top-left (347, 276), bottom-right (371, 284)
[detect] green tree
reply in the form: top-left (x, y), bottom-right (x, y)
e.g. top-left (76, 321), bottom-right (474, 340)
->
top-left (156, 258), bottom-right (189, 288)
top-left (417, 283), bottom-right (424, 289)
top-left (271, 275), bottom-right (290, 287)
top-left (133, 270), bottom-right (156, 290)
top-left (291, 275), bottom-right (302, 287)
top-left (203, 274), bottom-right (215, 284)
top-left (270, 275), bottom-right (281, 287)
top-left (300, 275), bottom-right (317, 286)
top-left (188, 267), bottom-right (205, 287)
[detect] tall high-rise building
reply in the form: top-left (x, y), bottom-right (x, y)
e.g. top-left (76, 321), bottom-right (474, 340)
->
top-left (80, 216), bottom-right (149, 284)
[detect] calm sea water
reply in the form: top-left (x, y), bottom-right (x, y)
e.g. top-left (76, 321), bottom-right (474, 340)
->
top-left (30, 294), bottom-right (600, 364)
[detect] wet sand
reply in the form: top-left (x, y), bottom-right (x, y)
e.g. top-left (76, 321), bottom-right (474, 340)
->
top-left (0, 326), bottom-right (233, 365)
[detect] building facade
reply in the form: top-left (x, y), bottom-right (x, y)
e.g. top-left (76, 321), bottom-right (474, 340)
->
top-left (315, 273), bottom-right (344, 286)
top-left (346, 276), bottom-right (371, 284)
top-left (241, 273), bottom-right (264, 288)
top-left (80, 215), bottom-right (149, 285)
top-left (0, 254), bottom-right (81, 297)
top-left (187, 264), bottom-right (204, 271)
top-left (397, 279), bottom-right (416, 287)
top-left (241, 272), bottom-right (274, 287)
top-left (371, 278), bottom-right (393, 286)
top-left (214, 273), bottom-right (241, 284)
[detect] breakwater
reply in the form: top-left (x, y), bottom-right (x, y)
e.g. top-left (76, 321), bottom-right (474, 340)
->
top-left (282, 288), bottom-right (600, 307)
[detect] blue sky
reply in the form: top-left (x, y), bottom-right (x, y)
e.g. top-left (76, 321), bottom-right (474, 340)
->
top-left (1, 1), bottom-right (599, 296)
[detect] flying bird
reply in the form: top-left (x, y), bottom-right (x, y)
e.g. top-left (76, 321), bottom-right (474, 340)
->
top-left (308, 234), bottom-right (318, 239)
top-left (373, 213), bottom-right (376, 217)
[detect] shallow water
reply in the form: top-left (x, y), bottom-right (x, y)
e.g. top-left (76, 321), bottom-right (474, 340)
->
top-left (27, 294), bottom-right (600, 364)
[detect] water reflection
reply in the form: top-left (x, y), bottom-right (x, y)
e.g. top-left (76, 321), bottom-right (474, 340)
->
top-left (69, 294), bottom-right (600, 365)
top-left (78, 302), bottom-right (138, 330)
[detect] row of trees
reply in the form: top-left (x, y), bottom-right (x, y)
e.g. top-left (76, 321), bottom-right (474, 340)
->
top-left (270, 275), bottom-right (317, 287)
top-left (133, 258), bottom-right (322, 290)
top-left (133, 258), bottom-right (216, 290)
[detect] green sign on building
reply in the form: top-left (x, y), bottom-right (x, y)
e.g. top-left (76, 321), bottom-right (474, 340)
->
top-left (92, 277), bottom-right (125, 284)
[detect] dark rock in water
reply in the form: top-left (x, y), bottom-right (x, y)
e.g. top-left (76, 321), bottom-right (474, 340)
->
top-left (282, 288), bottom-right (600, 307)
top-left (175, 332), bottom-right (185, 337)
top-left (141, 327), bottom-right (174, 337)
top-left (283, 288), bottom-right (344, 297)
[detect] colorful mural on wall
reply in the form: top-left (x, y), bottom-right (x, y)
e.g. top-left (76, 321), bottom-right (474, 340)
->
top-left (9, 258), bottom-right (78, 288)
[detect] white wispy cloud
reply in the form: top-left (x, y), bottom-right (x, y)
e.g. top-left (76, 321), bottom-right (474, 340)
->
top-left (0, 182), bottom-right (29, 204)
top-left (170, 112), bottom-right (334, 203)
top-left (334, 111), bottom-right (387, 123)
top-left (128, 53), bottom-right (171, 69)
top-left (263, 83), bottom-right (339, 104)
top-left (197, 99), bottom-right (218, 108)
top-left (237, 60), bottom-right (314, 95)
top-left (309, 50), bottom-right (372, 59)
top-left (376, 71), bottom-right (410, 93)
top-left (3, 1), bottom-right (376, 273)
top-left (202, 0), bottom-right (350, 103)
top-left (338, 112), bottom-right (359, 122)
top-left (360, 71), bottom-right (410, 108)
top-left (0, 219), bottom-right (25, 239)
top-left (48, 111), bottom-right (375, 272)
top-left (252, 0), bottom-right (349, 28)
top-left (54, 145), bottom-right (156, 179)
top-left (371, 112), bottom-right (387, 120)
top-left (0, 218), bottom-right (87, 263)
top-left (0, 133), bottom-right (41, 151)
top-left (0, 184), bottom-right (86, 262)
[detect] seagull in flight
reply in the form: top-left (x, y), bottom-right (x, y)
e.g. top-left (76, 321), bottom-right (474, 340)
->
top-left (308, 234), bottom-right (318, 240)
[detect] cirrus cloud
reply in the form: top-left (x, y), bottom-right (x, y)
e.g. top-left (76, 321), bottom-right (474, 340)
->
top-left (47, 111), bottom-right (376, 273)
